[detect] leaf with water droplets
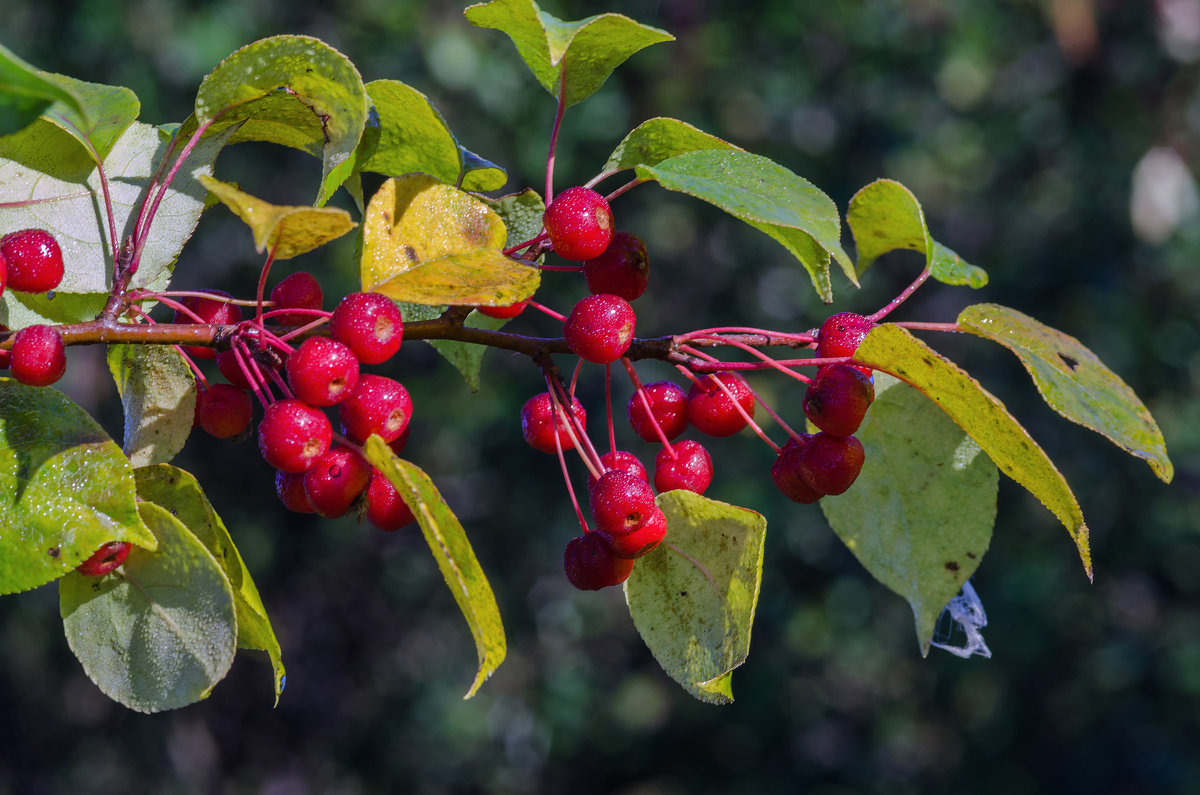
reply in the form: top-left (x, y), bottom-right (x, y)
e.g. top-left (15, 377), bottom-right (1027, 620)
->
top-left (0, 380), bottom-right (157, 595)
top-left (604, 117), bottom-right (738, 173)
top-left (107, 344), bottom-right (196, 468)
top-left (198, 176), bottom-right (356, 259)
top-left (59, 502), bottom-right (237, 713)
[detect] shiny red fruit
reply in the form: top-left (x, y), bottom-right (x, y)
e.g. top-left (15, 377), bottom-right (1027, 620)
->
top-left (366, 469), bottom-right (417, 531)
top-left (803, 364), bottom-right (875, 436)
top-left (338, 375), bottom-right (412, 444)
top-left (258, 399), bottom-right (332, 473)
top-left (270, 271), bottom-right (324, 325)
top-left (197, 383), bottom-right (253, 439)
top-left (563, 533), bottom-right (634, 590)
top-left (627, 381), bottom-right (688, 442)
top-left (520, 392), bottom-right (586, 454)
top-left (543, 186), bottom-right (614, 261)
top-left (303, 446), bottom-right (372, 518)
top-left (563, 294), bottom-right (636, 364)
top-left (10, 324), bottom-right (66, 386)
top-left (1, 228), bottom-right (64, 293)
top-left (686, 371), bottom-right (755, 437)
top-left (330, 292), bottom-right (404, 364)
top-left (654, 440), bottom-right (713, 495)
top-left (583, 231), bottom-right (649, 300)
top-left (286, 336), bottom-right (360, 406)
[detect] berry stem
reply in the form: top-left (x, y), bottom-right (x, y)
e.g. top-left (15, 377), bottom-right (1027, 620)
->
top-left (503, 232), bottom-right (550, 257)
top-left (681, 338), bottom-right (813, 386)
top-left (554, 431), bottom-right (591, 536)
top-left (528, 301), bottom-right (567, 322)
top-left (604, 364), bottom-right (616, 458)
top-left (254, 242), bottom-right (281, 326)
top-left (545, 60), bottom-right (569, 204)
top-left (869, 266), bottom-right (931, 322)
top-left (132, 119), bottom-right (215, 271)
top-left (620, 357), bottom-right (678, 457)
top-left (603, 178), bottom-right (647, 204)
top-left (676, 327), bottom-right (815, 346)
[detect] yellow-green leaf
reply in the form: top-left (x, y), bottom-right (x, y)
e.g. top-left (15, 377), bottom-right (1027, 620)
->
top-left (361, 174), bottom-right (539, 306)
top-left (853, 324), bottom-right (1092, 578)
top-left (958, 303), bottom-right (1172, 483)
top-left (106, 344), bottom-right (196, 468)
top-left (362, 436), bottom-right (506, 698)
top-left (198, 175), bottom-right (356, 259)
top-left (624, 491), bottom-right (766, 704)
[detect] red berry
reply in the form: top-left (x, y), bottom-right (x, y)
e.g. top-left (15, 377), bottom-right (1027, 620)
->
top-left (174, 290), bottom-right (242, 360)
top-left (0, 324), bottom-right (10, 369)
top-left (588, 469), bottom-right (658, 536)
top-left (627, 381), bottom-right (688, 442)
top-left (654, 440), bottom-right (713, 494)
top-left (686, 371), bottom-right (755, 437)
top-left (563, 294), bottom-right (636, 364)
top-left (270, 271), bottom-right (323, 325)
top-left (798, 432), bottom-right (866, 496)
top-left (366, 469), bottom-right (417, 531)
top-left (520, 392), bottom-right (586, 454)
top-left (286, 336), bottom-right (360, 406)
top-left (591, 450), bottom-right (649, 485)
top-left (216, 349), bottom-right (254, 389)
top-left (817, 312), bottom-right (876, 361)
top-left (197, 382), bottom-right (253, 439)
top-left (338, 374), bottom-right (412, 444)
top-left (563, 533), bottom-right (634, 590)
top-left (258, 399), bottom-right (332, 473)
top-left (0, 248), bottom-right (7, 295)
top-left (770, 437), bottom-right (824, 504)
top-left (330, 292), bottom-right (403, 365)
top-left (476, 301), bottom-right (527, 319)
top-left (583, 231), bottom-right (649, 300)
top-left (803, 364), bottom-right (875, 436)
top-left (275, 470), bottom-right (315, 514)
top-left (303, 446), bottom-right (372, 518)
top-left (0, 229), bottom-right (64, 294)
top-left (543, 186), bottom-right (614, 261)
top-left (75, 541), bottom-right (132, 577)
top-left (600, 508), bottom-right (667, 559)
top-left (10, 324), bottom-right (66, 386)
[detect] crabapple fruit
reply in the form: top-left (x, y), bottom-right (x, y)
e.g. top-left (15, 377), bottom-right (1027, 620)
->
top-left (543, 186), bottom-right (614, 261)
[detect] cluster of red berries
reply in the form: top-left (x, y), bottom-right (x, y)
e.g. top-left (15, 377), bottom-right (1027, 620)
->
top-left (0, 229), bottom-right (68, 386)
top-left (771, 312), bottom-right (876, 503)
top-left (183, 279), bottom-right (417, 532)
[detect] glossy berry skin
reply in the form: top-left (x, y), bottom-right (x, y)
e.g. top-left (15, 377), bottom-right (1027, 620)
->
top-left (216, 349), bottom-right (255, 389)
top-left (303, 446), bottom-right (372, 518)
top-left (799, 432), bottom-right (866, 495)
top-left (330, 292), bottom-right (403, 365)
top-left (564, 533), bottom-right (634, 590)
top-left (476, 301), bottom-right (527, 319)
top-left (275, 471), bottom-right (315, 514)
top-left (338, 375), bottom-right (412, 444)
top-left (0, 248), bottom-right (7, 295)
top-left (258, 399), bottom-right (332, 473)
top-left (1, 229), bottom-right (64, 293)
top-left (589, 469), bottom-right (658, 536)
top-left (600, 507), bottom-right (667, 559)
top-left (686, 371), bottom-right (755, 437)
top-left (564, 294), bottom-right (636, 364)
top-left (174, 290), bottom-right (242, 360)
top-left (803, 364), bottom-right (875, 436)
top-left (770, 438), bottom-right (823, 504)
top-left (75, 541), bottom-right (132, 577)
top-left (591, 450), bottom-right (649, 485)
top-left (520, 393), bottom-right (586, 454)
top-left (543, 186), bottom-right (614, 261)
top-left (817, 312), bottom-right (876, 361)
top-left (286, 336), bottom-right (360, 406)
top-left (197, 383), bottom-right (253, 439)
top-left (583, 231), bottom-right (649, 300)
top-left (269, 271), bottom-right (323, 325)
top-left (366, 469), bottom-right (417, 531)
top-left (10, 324), bottom-right (66, 386)
top-left (654, 440), bottom-right (713, 494)
top-left (627, 381), bottom-right (688, 442)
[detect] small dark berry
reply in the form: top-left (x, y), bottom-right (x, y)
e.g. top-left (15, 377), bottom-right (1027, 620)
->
top-left (270, 271), bottom-right (324, 325)
top-left (563, 533), bottom-right (634, 590)
top-left (803, 364), bottom-right (875, 436)
top-left (583, 231), bottom-right (649, 300)
top-left (197, 383), bottom-right (253, 439)
top-left (366, 469), bottom-right (417, 531)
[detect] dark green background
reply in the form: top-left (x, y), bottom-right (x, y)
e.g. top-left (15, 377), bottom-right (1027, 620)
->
top-left (2, 1), bottom-right (1197, 792)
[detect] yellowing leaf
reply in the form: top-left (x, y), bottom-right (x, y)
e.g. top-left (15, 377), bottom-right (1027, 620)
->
top-left (362, 437), bottom-right (506, 698)
top-left (958, 303), bottom-right (1173, 483)
top-left (361, 174), bottom-right (539, 306)
top-left (853, 324), bottom-right (1092, 579)
top-left (198, 176), bottom-right (356, 259)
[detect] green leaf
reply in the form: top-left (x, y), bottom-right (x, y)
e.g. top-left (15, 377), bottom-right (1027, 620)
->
top-left (818, 374), bottom-right (998, 654)
top-left (193, 35), bottom-right (369, 206)
top-left (635, 149), bottom-right (854, 302)
top-left (465, 0), bottom-right (673, 108)
top-left (59, 502), bottom-right (237, 713)
top-left (134, 464), bottom-right (285, 703)
top-left (0, 43), bottom-right (81, 136)
top-left (362, 437), bottom-right (505, 698)
top-left (106, 345), bottom-right (196, 468)
top-left (958, 303), bottom-right (1172, 483)
top-left (39, 73), bottom-right (140, 162)
top-left (361, 174), bottom-right (539, 306)
top-left (459, 147), bottom-right (507, 192)
top-left (624, 491), bottom-right (766, 704)
top-left (0, 380), bottom-right (157, 595)
top-left (847, 179), bottom-right (987, 287)
top-left (0, 120), bottom-right (230, 326)
top-left (429, 311), bottom-right (510, 392)
top-left (198, 175), bottom-right (357, 259)
top-left (853, 324), bottom-right (1093, 578)
top-left (604, 117), bottom-right (738, 173)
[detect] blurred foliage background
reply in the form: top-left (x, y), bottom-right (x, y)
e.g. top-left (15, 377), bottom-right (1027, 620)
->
top-left (2, 0), bottom-right (1199, 792)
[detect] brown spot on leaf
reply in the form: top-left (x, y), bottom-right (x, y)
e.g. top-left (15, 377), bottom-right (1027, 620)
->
top-left (945, 560), bottom-right (960, 571)
top-left (48, 546), bottom-right (60, 558)
top-left (404, 245), bottom-right (418, 262)
top-left (1059, 353), bottom-right (1079, 371)
top-left (966, 552), bottom-right (977, 559)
